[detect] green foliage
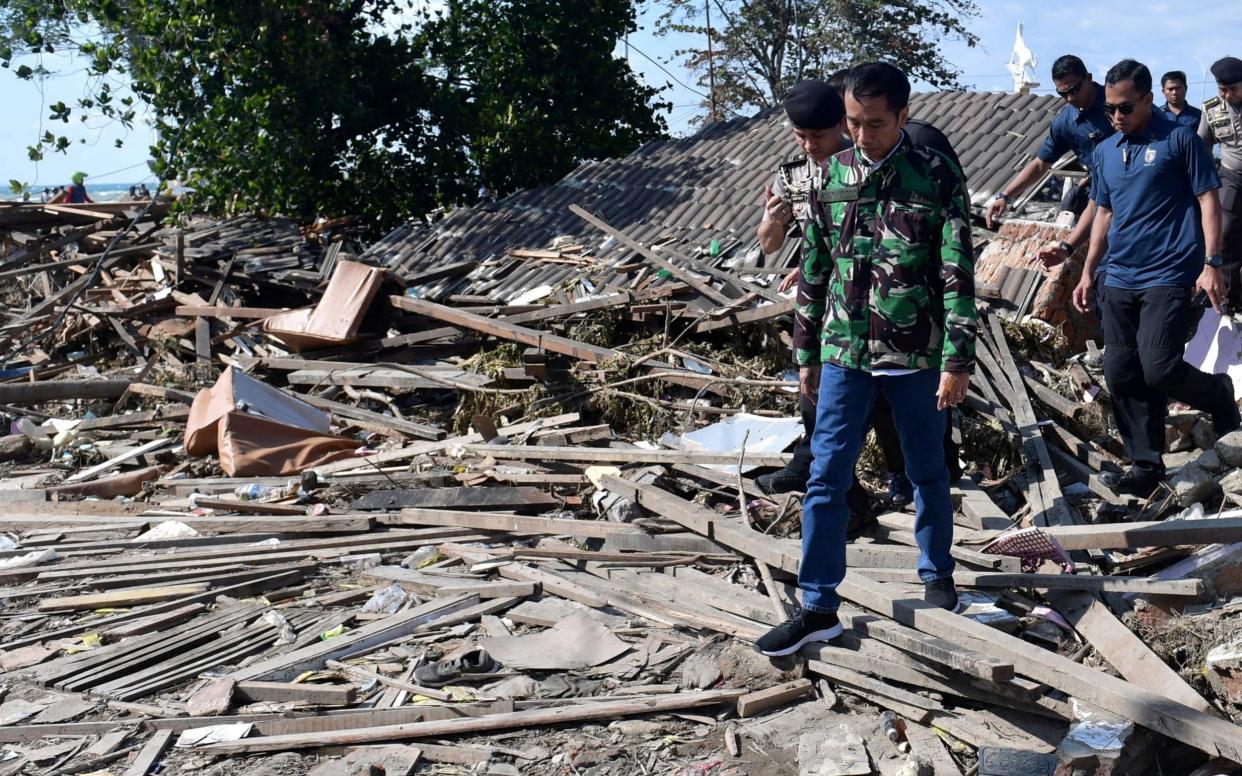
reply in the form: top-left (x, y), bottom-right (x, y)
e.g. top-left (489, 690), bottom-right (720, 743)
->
top-left (654, 0), bottom-right (980, 119)
top-left (0, 0), bottom-right (668, 231)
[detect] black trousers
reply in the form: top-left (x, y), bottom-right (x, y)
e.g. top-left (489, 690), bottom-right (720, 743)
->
top-left (1220, 167), bottom-right (1242, 306)
top-left (1102, 286), bottom-right (1233, 472)
top-left (789, 391), bottom-right (959, 482)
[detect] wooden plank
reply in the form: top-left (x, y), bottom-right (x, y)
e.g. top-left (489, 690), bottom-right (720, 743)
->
top-left (696, 299), bottom-right (795, 333)
top-left (175, 305), bottom-right (287, 319)
top-left (199, 689), bottom-right (748, 754)
top-left (735, 679), bottom-right (815, 717)
top-left (384, 508), bottom-right (650, 539)
top-left (840, 572), bottom-right (1242, 762)
top-left (39, 583), bottom-right (210, 612)
top-left (1042, 516), bottom-right (1242, 550)
top-left (64, 437), bottom-right (174, 484)
top-left (235, 681), bottom-right (357, 706)
top-left (312, 412), bottom-right (580, 478)
top-left (603, 477), bottom-right (1017, 682)
top-left (383, 292), bottom-right (636, 349)
top-left (569, 204), bottom-right (733, 305)
top-left (227, 595), bottom-right (480, 683)
top-left (121, 728), bottom-right (173, 776)
top-left (851, 567), bottom-right (1203, 596)
top-left (466, 444), bottom-right (791, 467)
top-left (0, 379), bottom-right (130, 404)
top-left (296, 393), bottom-right (445, 441)
top-left (352, 486), bottom-right (556, 512)
top-left (2, 568), bottom-right (308, 651)
top-left (361, 568), bottom-right (537, 599)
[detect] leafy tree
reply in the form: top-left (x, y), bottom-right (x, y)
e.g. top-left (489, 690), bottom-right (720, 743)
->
top-left (426, 0), bottom-right (671, 197)
top-left (0, 0), bottom-right (668, 230)
top-left (655, 0), bottom-right (980, 119)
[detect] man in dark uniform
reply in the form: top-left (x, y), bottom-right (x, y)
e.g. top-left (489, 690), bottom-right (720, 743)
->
top-left (1160, 70), bottom-right (1202, 128)
top-left (1073, 59), bottom-right (1239, 498)
top-left (1199, 56), bottom-right (1242, 306)
top-left (989, 56), bottom-right (1116, 319)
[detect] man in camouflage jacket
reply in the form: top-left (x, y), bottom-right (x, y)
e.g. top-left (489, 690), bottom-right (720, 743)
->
top-left (756, 62), bottom-right (977, 657)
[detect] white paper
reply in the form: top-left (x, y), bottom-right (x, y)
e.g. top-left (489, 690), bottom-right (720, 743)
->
top-left (175, 722), bottom-right (253, 748)
top-left (1185, 308), bottom-right (1242, 400)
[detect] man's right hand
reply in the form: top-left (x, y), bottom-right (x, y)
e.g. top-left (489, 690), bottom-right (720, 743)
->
top-left (799, 366), bottom-right (820, 405)
top-left (985, 196), bottom-right (1007, 229)
top-left (766, 191), bottom-right (793, 226)
top-left (1034, 242), bottom-right (1069, 269)
top-left (1072, 273), bottom-right (1094, 314)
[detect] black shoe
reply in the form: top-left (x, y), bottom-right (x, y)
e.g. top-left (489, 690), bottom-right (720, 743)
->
top-left (754, 609), bottom-right (843, 657)
top-left (887, 473), bottom-right (914, 509)
top-left (1213, 374), bottom-right (1241, 435)
top-left (924, 577), bottom-right (964, 613)
top-left (1099, 466), bottom-right (1164, 499)
top-left (755, 467), bottom-right (807, 495)
top-left (412, 648), bottom-right (498, 687)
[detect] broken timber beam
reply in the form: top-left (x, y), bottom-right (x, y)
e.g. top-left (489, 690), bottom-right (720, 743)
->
top-left (198, 689), bottom-right (748, 754)
top-left (466, 444), bottom-right (791, 467)
top-left (569, 204), bottom-right (733, 306)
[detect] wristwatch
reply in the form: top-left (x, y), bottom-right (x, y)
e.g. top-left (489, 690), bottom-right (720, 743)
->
top-left (1058, 240), bottom-right (1074, 255)
top-left (992, 192), bottom-right (1010, 203)
top-left (1206, 254), bottom-right (1224, 268)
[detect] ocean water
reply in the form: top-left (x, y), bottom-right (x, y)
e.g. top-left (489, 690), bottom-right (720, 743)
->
top-left (2, 182), bottom-right (152, 204)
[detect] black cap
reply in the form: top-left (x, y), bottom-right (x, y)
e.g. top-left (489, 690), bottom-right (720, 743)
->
top-left (783, 80), bottom-right (845, 129)
top-left (1212, 56), bottom-right (1242, 86)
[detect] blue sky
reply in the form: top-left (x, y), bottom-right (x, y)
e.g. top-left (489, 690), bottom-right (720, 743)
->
top-left (1, 1), bottom-right (1232, 187)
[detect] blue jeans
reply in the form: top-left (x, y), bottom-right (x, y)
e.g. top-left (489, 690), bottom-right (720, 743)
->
top-left (799, 363), bottom-right (956, 613)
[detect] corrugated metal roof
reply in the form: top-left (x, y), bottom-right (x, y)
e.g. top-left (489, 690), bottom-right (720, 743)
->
top-left (368, 91), bottom-right (1065, 301)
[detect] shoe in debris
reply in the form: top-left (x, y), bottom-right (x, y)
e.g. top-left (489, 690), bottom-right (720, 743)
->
top-left (886, 472), bottom-right (914, 509)
top-left (412, 648), bottom-right (498, 687)
top-left (755, 467), bottom-right (807, 495)
top-left (754, 608), bottom-right (843, 657)
top-left (923, 577), bottom-right (964, 613)
top-left (1099, 466), bottom-right (1164, 499)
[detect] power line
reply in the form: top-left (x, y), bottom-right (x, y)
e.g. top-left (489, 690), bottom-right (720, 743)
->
top-left (625, 40), bottom-right (711, 101)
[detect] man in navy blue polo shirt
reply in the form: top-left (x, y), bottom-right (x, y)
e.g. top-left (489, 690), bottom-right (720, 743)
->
top-left (991, 56), bottom-right (1115, 313)
top-left (1160, 70), bottom-right (1202, 128)
top-left (988, 55), bottom-right (1114, 229)
top-left (1072, 59), bottom-right (1240, 498)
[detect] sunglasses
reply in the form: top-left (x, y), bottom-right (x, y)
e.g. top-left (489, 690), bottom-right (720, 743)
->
top-left (1104, 102), bottom-right (1138, 116)
top-left (1056, 80), bottom-right (1085, 98)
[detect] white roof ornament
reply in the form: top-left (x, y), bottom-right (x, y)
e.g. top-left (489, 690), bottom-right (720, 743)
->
top-left (1006, 23), bottom-right (1040, 94)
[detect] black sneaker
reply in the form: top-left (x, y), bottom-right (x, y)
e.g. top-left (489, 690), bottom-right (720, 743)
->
top-left (924, 577), bottom-right (964, 613)
top-left (755, 467), bottom-right (808, 495)
top-left (1099, 466), bottom-right (1164, 499)
top-left (754, 609), bottom-right (843, 656)
top-left (887, 472), bottom-right (914, 509)
top-left (412, 648), bottom-right (498, 687)
top-left (1213, 374), bottom-right (1241, 435)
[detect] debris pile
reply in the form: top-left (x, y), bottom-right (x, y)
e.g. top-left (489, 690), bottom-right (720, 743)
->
top-left (0, 204), bottom-right (1240, 776)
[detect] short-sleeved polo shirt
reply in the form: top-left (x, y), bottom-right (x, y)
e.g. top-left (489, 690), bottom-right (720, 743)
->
top-left (1162, 102), bottom-right (1202, 128)
top-left (1092, 110), bottom-right (1221, 289)
top-left (1037, 84), bottom-right (1116, 168)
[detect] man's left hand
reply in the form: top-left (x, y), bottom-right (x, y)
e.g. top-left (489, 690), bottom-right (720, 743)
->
top-left (1196, 265), bottom-right (1227, 312)
top-left (779, 267), bottom-right (799, 293)
top-left (936, 371), bottom-right (970, 411)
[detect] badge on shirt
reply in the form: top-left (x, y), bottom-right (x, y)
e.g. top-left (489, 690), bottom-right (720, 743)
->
top-left (821, 186), bottom-right (861, 203)
top-left (1144, 148), bottom-right (1157, 166)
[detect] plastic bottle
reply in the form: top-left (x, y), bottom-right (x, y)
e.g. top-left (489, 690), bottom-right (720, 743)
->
top-left (235, 483), bottom-right (274, 501)
top-left (401, 546), bottom-right (440, 569)
top-left (880, 711), bottom-right (910, 752)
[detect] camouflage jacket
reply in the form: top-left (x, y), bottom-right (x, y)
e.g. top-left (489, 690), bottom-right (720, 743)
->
top-left (793, 134), bottom-right (976, 373)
